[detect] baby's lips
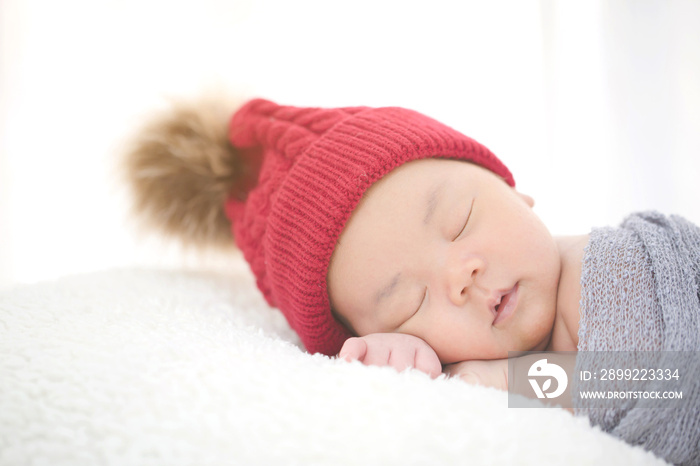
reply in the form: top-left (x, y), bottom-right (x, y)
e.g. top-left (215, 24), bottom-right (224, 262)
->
top-left (493, 283), bottom-right (519, 325)
top-left (486, 288), bottom-right (507, 318)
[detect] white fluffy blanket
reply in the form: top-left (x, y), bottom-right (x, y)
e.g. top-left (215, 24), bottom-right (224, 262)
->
top-left (0, 260), bottom-right (668, 465)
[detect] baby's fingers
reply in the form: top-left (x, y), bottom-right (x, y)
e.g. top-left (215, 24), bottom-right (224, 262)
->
top-left (386, 347), bottom-right (441, 378)
top-left (387, 349), bottom-right (416, 374)
top-left (338, 337), bottom-right (368, 362)
top-left (414, 347), bottom-right (442, 379)
top-left (338, 336), bottom-right (393, 366)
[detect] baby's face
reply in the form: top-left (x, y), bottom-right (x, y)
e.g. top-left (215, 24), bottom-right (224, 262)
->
top-left (328, 159), bottom-right (562, 364)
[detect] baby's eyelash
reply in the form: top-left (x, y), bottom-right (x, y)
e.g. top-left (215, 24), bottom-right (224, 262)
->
top-left (453, 198), bottom-right (475, 241)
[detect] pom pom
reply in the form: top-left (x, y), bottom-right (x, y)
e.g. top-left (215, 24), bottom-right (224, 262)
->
top-left (122, 97), bottom-right (245, 250)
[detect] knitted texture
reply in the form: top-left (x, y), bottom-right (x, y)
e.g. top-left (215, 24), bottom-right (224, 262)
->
top-left (576, 211), bottom-right (700, 465)
top-left (224, 99), bottom-right (514, 356)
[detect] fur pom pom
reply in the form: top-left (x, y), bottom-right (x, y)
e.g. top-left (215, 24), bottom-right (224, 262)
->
top-left (123, 98), bottom-right (244, 250)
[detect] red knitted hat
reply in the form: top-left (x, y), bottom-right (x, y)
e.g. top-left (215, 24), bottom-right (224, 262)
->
top-left (224, 99), bottom-right (514, 356)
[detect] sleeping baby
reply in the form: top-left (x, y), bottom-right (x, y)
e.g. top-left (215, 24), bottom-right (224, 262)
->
top-left (124, 98), bottom-right (699, 465)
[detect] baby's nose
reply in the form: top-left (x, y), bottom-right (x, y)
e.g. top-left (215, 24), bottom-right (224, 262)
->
top-left (446, 253), bottom-right (485, 306)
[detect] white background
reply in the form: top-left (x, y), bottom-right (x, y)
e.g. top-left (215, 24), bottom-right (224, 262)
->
top-left (1, 0), bottom-right (699, 288)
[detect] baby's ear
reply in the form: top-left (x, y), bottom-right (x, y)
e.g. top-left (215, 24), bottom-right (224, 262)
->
top-left (517, 192), bottom-right (535, 208)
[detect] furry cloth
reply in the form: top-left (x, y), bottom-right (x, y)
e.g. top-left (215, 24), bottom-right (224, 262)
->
top-left (0, 260), bottom-right (668, 465)
top-left (577, 212), bottom-right (700, 465)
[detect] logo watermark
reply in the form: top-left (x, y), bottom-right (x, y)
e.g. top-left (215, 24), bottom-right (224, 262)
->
top-left (527, 358), bottom-right (568, 399)
top-left (508, 351), bottom-right (698, 409)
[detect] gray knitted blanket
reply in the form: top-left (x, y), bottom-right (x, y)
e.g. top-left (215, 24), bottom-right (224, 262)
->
top-left (575, 212), bottom-right (700, 465)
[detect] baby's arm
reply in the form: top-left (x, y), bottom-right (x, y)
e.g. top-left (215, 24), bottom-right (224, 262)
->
top-left (339, 333), bottom-right (509, 390)
top-left (443, 359), bottom-right (509, 391)
top-left (338, 333), bottom-right (442, 378)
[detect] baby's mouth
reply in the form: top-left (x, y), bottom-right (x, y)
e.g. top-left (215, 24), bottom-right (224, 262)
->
top-left (492, 283), bottom-right (519, 326)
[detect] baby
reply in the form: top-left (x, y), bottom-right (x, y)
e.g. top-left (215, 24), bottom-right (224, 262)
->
top-left (328, 157), bottom-right (586, 385)
top-left (124, 98), bottom-right (699, 465)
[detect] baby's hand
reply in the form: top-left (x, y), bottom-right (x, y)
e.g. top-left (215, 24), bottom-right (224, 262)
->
top-left (443, 359), bottom-right (509, 391)
top-left (338, 333), bottom-right (442, 378)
